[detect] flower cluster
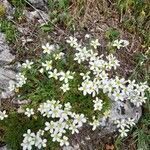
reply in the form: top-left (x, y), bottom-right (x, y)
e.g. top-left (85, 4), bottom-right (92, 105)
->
top-left (67, 37), bottom-right (149, 107)
top-left (93, 97), bottom-right (103, 111)
top-left (4, 36), bottom-right (149, 150)
top-left (21, 129), bottom-right (47, 150)
top-left (48, 69), bottom-right (74, 93)
top-left (8, 73), bottom-right (27, 92)
top-left (114, 118), bottom-right (135, 137)
top-left (22, 100), bottom-right (87, 148)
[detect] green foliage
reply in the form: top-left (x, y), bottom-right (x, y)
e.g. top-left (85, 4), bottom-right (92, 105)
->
top-left (133, 104), bottom-right (150, 150)
top-left (105, 28), bottom-right (120, 41)
top-left (0, 112), bottom-right (59, 150)
top-left (0, 19), bottom-right (18, 43)
top-left (115, 0), bottom-right (150, 47)
top-left (128, 50), bottom-right (150, 149)
top-left (10, 0), bottom-right (25, 7)
top-left (105, 28), bottom-right (120, 53)
top-left (18, 49), bottom-right (110, 120)
top-left (0, 4), bottom-right (6, 18)
top-left (47, 0), bottom-right (74, 28)
top-left (0, 42), bottom-right (111, 149)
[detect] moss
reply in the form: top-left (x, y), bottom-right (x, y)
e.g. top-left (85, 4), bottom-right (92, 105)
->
top-left (0, 4), bottom-right (6, 18)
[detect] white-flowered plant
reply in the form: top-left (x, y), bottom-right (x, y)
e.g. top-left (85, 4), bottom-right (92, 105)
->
top-left (90, 116), bottom-right (100, 131)
top-left (66, 36), bottom-right (77, 47)
top-left (114, 118), bottom-right (135, 137)
top-left (0, 110), bottom-right (8, 120)
top-left (42, 43), bottom-right (55, 54)
top-left (53, 52), bottom-right (64, 60)
top-left (48, 69), bottom-right (59, 80)
top-left (22, 60), bottom-right (34, 69)
top-left (59, 71), bottom-right (74, 83)
top-left (25, 108), bottom-right (34, 117)
top-left (37, 100), bottom-right (87, 147)
top-left (21, 129), bottom-right (47, 150)
top-left (2, 36), bottom-right (149, 149)
top-left (42, 60), bottom-right (53, 70)
top-left (112, 39), bottom-right (129, 49)
top-left (93, 97), bottom-right (103, 111)
top-left (90, 39), bottom-right (101, 49)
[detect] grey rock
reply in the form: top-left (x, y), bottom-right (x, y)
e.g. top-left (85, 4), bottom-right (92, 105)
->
top-left (63, 100), bottom-right (142, 150)
top-left (0, 146), bottom-right (8, 150)
top-left (0, 33), bottom-right (16, 99)
top-left (0, 33), bottom-right (15, 64)
top-left (23, 9), bottom-right (49, 24)
top-left (0, 0), bottom-right (14, 19)
top-left (27, 0), bottom-right (47, 10)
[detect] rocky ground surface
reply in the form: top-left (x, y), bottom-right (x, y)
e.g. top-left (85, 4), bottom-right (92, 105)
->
top-left (0, 0), bottom-right (147, 150)
top-left (0, 33), bottom-right (16, 150)
top-left (0, 32), bottom-right (16, 100)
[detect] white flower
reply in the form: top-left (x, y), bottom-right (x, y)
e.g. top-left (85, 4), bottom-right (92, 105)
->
top-left (39, 68), bottom-right (44, 73)
top-left (51, 132), bottom-right (62, 142)
top-left (51, 107), bottom-right (62, 118)
top-left (34, 135), bottom-right (47, 149)
top-left (16, 73), bottom-right (27, 88)
top-left (0, 110), bottom-right (8, 120)
top-left (120, 40), bottom-right (129, 47)
top-left (73, 114), bottom-right (86, 127)
top-left (106, 54), bottom-right (120, 70)
top-left (114, 76), bottom-right (126, 89)
top-left (55, 120), bottom-right (67, 134)
top-left (112, 90), bottom-right (125, 101)
top-left (64, 102), bottom-right (72, 111)
top-left (25, 108), bottom-right (34, 117)
top-left (90, 39), bottom-right (101, 49)
top-left (8, 80), bottom-right (16, 91)
top-left (59, 110), bottom-right (69, 121)
top-left (126, 118), bottom-right (135, 127)
top-left (60, 83), bottom-right (70, 92)
top-left (90, 116), bottom-right (100, 130)
top-left (42, 43), bottom-right (55, 54)
top-left (42, 60), bottom-right (52, 70)
top-left (48, 69), bottom-right (59, 80)
top-left (69, 122), bottom-right (79, 134)
top-left (118, 127), bottom-right (129, 137)
top-left (80, 71), bottom-right (90, 80)
top-left (53, 52), bottom-right (64, 60)
top-left (74, 47), bottom-right (90, 63)
top-left (93, 97), bottom-right (103, 111)
top-left (112, 39), bottom-right (129, 49)
top-left (60, 136), bottom-right (69, 146)
top-left (23, 129), bottom-right (35, 141)
top-left (37, 130), bottom-right (44, 136)
top-left (40, 139), bottom-right (47, 148)
top-left (85, 34), bottom-right (90, 38)
top-left (21, 129), bottom-right (35, 150)
top-left (115, 119), bottom-right (128, 129)
top-left (21, 141), bottom-right (33, 150)
top-left (89, 50), bottom-right (98, 61)
top-left (22, 60), bottom-right (34, 69)
top-left (79, 80), bottom-right (98, 97)
top-left (66, 36), bottom-right (77, 47)
top-left (21, 129), bottom-right (47, 150)
top-left (89, 57), bottom-right (106, 72)
top-left (45, 121), bottom-right (55, 133)
top-left (59, 71), bottom-right (74, 83)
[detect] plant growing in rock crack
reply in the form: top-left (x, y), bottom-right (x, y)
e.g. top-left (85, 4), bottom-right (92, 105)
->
top-left (0, 36), bottom-right (149, 150)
